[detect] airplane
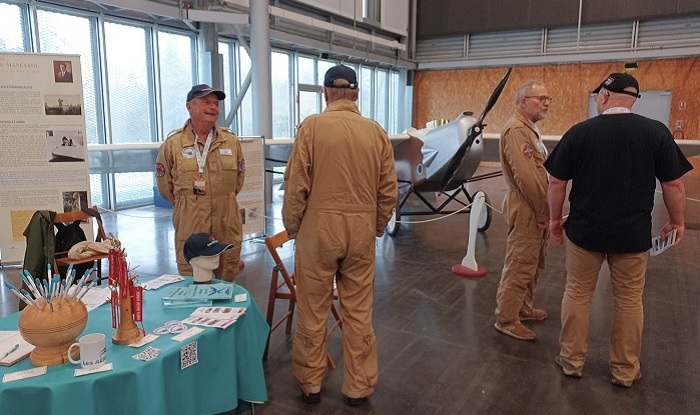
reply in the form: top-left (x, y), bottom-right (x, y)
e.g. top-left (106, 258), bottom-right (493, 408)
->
top-left (264, 67), bottom-right (513, 236)
top-left (384, 67), bottom-right (512, 235)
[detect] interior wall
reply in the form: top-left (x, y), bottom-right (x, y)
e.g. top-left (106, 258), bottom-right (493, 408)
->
top-left (417, 0), bottom-right (700, 38)
top-left (412, 57), bottom-right (700, 139)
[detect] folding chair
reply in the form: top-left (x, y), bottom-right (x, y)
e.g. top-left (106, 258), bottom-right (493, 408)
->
top-left (264, 230), bottom-right (342, 368)
top-left (53, 206), bottom-right (110, 285)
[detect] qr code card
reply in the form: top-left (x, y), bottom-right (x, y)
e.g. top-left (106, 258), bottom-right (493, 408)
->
top-left (180, 342), bottom-right (198, 369)
top-left (132, 346), bottom-right (161, 362)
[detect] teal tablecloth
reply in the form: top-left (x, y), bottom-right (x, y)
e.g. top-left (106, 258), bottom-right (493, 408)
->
top-left (0, 278), bottom-right (269, 415)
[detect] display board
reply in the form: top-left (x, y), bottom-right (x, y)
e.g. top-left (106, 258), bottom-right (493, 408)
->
top-left (0, 52), bottom-right (91, 264)
top-left (588, 90), bottom-right (673, 126)
top-left (238, 136), bottom-right (265, 238)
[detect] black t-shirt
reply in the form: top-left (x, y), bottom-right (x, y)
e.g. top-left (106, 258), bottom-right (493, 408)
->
top-left (544, 113), bottom-right (692, 253)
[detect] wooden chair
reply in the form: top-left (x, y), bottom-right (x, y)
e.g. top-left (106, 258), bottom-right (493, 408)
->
top-left (53, 206), bottom-right (110, 285)
top-left (264, 230), bottom-right (342, 368)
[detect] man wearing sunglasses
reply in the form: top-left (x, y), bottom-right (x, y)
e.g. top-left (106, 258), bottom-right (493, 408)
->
top-left (495, 81), bottom-right (552, 341)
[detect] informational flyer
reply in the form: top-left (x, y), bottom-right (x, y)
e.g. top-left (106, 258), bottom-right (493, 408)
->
top-left (0, 52), bottom-right (91, 264)
top-left (238, 136), bottom-right (265, 238)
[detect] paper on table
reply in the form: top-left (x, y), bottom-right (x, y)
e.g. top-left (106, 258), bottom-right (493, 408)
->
top-left (2, 366), bottom-right (47, 383)
top-left (190, 306), bottom-right (247, 320)
top-left (67, 286), bottom-right (110, 311)
top-left (75, 362), bottom-right (113, 377)
top-left (0, 332), bottom-right (34, 366)
top-left (171, 327), bottom-right (204, 342)
top-left (143, 275), bottom-right (185, 290)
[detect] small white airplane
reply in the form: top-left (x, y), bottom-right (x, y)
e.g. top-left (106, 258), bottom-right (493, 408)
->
top-left (384, 67), bottom-right (512, 235)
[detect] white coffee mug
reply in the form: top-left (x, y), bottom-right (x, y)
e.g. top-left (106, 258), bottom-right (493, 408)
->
top-left (68, 333), bottom-right (107, 369)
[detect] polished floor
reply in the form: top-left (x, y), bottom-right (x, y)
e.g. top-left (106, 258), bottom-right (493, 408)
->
top-left (1, 165), bottom-right (699, 415)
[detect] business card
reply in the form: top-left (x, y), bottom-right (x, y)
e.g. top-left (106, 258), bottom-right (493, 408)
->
top-left (2, 366), bottom-right (47, 383)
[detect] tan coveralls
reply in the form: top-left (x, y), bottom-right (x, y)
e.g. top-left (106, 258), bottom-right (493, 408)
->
top-left (156, 121), bottom-right (245, 282)
top-left (495, 114), bottom-right (549, 324)
top-left (282, 99), bottom-right (397, 399)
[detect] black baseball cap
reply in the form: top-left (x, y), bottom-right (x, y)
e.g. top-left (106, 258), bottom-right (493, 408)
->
top-left (183, 233), bottom-right (234, 262)
top-left (186, 84), bottom-right (226, 102)
top-left (592, 73), bottom-right (641, 98)
top-left (323, 65), bottom-right (358, 89)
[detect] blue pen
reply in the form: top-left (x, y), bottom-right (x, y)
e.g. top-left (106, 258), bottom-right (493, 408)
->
top-left (1, 344), bottom-right (19, 360)
top-left (20, 289), bottom-right (39, 309)
top-left (3, 282), bottom-right (38, 309)
top-left (20, 272), bottom-right (42, 300)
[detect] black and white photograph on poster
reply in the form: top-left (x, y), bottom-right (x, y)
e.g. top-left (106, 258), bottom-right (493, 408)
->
top-left (62, 190), bottom-right (88, 215)
top-left (44, 94), bottom-right (82, 115)
top-left (53, 60), bottom-right (74, 83)
top-left (47, 129), bottom-right (85, 162)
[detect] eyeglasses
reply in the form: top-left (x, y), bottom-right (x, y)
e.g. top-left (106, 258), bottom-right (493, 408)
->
top-left (524, 95), bottom-right (553, 103)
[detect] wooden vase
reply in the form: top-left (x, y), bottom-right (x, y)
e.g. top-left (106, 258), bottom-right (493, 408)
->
top-left (18, 298), bottom-right (88, 366)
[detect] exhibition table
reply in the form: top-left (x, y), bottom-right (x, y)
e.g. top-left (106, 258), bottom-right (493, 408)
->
top-left (0, 278), bottom-right (269, 415)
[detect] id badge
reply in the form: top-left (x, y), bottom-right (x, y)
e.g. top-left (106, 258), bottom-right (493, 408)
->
top-left (193, 176), bottom-right (206, 195)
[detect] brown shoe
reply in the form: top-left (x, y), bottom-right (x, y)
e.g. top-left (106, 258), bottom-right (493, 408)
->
top-left (555, 355), bottom-right (583, 378)
top-left (519, 309), bottom-right (548, 321)
top-left (611, 369), bottom-right (642, 388)
top-left (494, 321), bottom-right (536, 340)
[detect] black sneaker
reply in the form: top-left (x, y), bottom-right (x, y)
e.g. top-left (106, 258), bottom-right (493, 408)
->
top-left (301, 391), bottom-right (321, 404)
top-left (343, 395), bottom-right (367, 406)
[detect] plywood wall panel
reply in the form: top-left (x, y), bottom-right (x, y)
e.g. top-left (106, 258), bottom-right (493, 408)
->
top-left (413, 58), bottom-right (700, 139)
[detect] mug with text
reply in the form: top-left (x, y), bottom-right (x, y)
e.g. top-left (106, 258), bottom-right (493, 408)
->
top-left (68, 333), bottom-right (107, 369)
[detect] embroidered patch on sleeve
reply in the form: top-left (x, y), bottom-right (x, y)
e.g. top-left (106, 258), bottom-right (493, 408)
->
top-left (156, 163), bottom-right (165, 177)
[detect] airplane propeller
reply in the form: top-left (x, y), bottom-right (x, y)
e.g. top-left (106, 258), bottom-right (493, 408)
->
top-left (438, 67), bottom-right (513, 194)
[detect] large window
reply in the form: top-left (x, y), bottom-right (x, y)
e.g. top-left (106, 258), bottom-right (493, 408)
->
top-left (158, 30), bottom-right (195, 137)
top-left (37, 9), bottom-right (101, 144)
top-left (360, 67), bottom-right (373, 118)
top-left (271, 51), bottom-right (292, 139)
top-left (0, 2), bottom-right (27, 51)
top-left (237, 46), bottom-right (254, 136)
top-left (104, 21), bottom-right (154, 144)
top-left (375, 69), bottom-right (388, 128)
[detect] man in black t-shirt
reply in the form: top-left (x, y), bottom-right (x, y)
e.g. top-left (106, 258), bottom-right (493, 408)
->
top-left (545, 73), bottom-right (692, 388)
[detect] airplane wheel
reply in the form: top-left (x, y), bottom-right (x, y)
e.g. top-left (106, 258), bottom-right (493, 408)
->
top-left (385, 202), bottom-right (401, 236)
top-left (477, 193), bottom-right (492, 232)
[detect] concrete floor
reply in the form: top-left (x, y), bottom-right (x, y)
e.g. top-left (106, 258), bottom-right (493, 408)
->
top-left (1, 165), bottom-right (699, 415)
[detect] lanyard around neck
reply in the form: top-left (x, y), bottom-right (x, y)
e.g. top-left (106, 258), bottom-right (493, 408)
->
top-left (193, 129), bottom-right (215, 175)
top-left (602, 107), bottom-right (631, 115)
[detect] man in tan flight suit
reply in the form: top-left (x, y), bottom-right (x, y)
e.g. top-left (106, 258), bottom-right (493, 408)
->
top-left (495, 81), bottom-right (551, 340)
top-left (156, 84), bottom-right (245, 282)
top-left (282, 65), bottom-right (397, 406)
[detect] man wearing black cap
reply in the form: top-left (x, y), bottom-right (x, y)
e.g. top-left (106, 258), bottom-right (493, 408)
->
top-left (545, 73), bottom-right (692, 387)
top-left (282, 65), bottom-right (397, 406)
top-left (156, 85), bottom-right (245, 282)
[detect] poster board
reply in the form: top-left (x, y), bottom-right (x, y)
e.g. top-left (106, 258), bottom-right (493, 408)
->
top-left (588, 90), bottom-right (673, 126)
top-left (0, 52), bottom-right (92, 264)
top-left (238, 136), bottom-right (265, 238)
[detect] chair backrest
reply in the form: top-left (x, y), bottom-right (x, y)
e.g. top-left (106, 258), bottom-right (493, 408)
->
top-left (53, 205), bottom-right (107, 243)
top-left (264, 230), bottom-right (296, 293)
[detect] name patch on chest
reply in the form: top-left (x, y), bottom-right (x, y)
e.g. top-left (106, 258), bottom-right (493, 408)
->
top-left (182, 146), bottom-right (195, 158)
top-left (219, 148), bottom-right (232, 156)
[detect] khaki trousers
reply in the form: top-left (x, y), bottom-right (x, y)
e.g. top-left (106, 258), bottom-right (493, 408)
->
top-left (559, 241), bottom-right (647, 382)
top-left (495, 225), bottom-right (548, 324)
top-left (292, 213), bottom-right (378, 399)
